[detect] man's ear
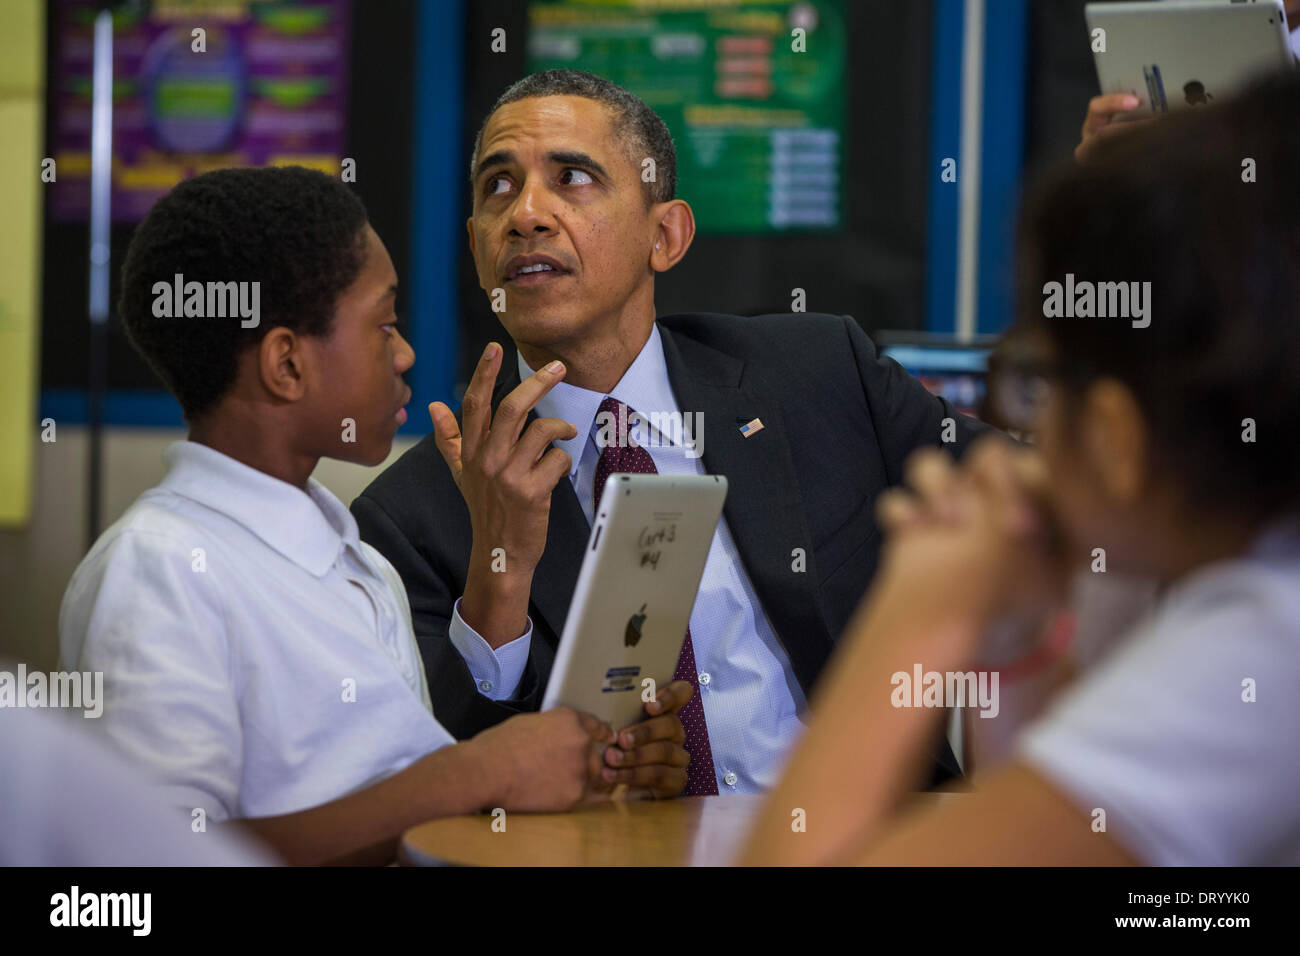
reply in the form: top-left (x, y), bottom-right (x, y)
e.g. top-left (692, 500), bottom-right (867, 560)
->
top-left (649, 199), bottom-right (696, 273)
top-left (257, 327), bottom-right (308, 402)
top-left (1082, 379), bottom-right (1148, 505)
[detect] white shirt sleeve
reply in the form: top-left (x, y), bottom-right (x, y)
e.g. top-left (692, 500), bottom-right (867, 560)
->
top-left (59, 529), bottom-right (245, 823)
top-left (1018, 567), bottom-right (1300, 866)
top-left (0, 704), bottom-right (276, 866)
top-left (446, 597), bottom-right (533, 700)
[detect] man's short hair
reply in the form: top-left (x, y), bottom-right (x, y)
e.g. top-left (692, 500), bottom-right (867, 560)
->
top-left (118, 166), bottom-right (368, 421)
top-left (470, 68), bottom-right (676, 207)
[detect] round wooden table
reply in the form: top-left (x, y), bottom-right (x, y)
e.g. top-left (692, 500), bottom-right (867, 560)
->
top-left (400, 794), bottom-right (764, 867)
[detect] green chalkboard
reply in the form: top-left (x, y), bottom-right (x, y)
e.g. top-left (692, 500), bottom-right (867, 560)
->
top-left (526, 0), bottom-right (847, 234)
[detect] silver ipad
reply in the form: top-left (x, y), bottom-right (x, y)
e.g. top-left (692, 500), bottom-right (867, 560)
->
top-left (541, 473), bottom-right (727, 731)
top-left (1085, 1), bottom-right (1293, 115)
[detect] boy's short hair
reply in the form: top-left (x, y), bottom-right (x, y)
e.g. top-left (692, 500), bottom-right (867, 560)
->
top-left (1018, 71), bottom-right (1300, 516)
top-left (118, 165), bottom-right (368, 420)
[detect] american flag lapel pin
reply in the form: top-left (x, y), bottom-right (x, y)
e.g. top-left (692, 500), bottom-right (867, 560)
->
top-left (737, 417), bottom-right (764, 438)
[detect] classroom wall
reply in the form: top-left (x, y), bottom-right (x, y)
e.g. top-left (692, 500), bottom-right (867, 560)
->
top-left (0, 428), bottom-right (419, 671)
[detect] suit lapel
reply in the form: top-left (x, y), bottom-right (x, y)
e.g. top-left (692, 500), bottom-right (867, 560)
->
top-left (659, 325), bottom-right (835, 693)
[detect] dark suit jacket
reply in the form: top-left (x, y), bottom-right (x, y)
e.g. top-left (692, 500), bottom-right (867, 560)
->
top-left (353, 312), bottom-right (992, 784)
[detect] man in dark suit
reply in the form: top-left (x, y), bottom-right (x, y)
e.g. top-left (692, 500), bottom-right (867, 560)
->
top-left (354, 69), bottom-right (989, 799)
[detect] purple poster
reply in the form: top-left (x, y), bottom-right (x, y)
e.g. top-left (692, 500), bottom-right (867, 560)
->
top-left (51, 0), bottom-right (351, 222)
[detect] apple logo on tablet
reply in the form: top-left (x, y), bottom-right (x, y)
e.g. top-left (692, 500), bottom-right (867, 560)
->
top-left (625, 604), bottom-right (647, 647)
top-left (1184, 80), bottom-right (1212, 106)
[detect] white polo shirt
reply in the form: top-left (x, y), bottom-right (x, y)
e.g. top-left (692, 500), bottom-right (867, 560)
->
top-left (1020, 514), bottom-right (1300, 865)
top-left (60, 441), bottom-right (455, 822)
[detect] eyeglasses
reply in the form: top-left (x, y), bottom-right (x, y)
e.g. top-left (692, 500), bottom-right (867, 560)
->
top-left (985, 354), bottom-right (1082, 434)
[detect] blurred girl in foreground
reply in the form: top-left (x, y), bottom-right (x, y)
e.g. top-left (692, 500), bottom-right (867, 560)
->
top-left (742, 72), bottom-right (1300, 866)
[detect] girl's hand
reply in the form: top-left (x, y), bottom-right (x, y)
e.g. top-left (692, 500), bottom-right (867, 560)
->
top-left (874, 439), bottom-right (1070, 632)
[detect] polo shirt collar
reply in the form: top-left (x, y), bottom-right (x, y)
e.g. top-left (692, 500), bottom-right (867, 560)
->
top-left (159, 440), bottom-right (356, 578)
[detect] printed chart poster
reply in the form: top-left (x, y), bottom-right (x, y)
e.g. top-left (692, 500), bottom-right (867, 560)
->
top-left (51, 0), bottom-right (351, 222)
top-left (526, 0), bottom-right (846, 234)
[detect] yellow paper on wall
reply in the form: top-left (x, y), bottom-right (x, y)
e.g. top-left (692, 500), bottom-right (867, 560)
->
top-left (0, 97), bottom-right (43, 526)
top-left (0, 0), bottom-right (43, 95)
top-left (0, 0), bottom-right (44, 526)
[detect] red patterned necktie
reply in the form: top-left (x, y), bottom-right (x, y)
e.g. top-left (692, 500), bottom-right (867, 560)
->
top-left (592, 396), bottom-right (719, 796)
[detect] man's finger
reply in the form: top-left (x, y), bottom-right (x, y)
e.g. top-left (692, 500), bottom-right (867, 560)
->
top-left (527, 447), bottom-right (574, 499)
top-left (428, 402), bottom-right (464, 483)
top-left (511, 416), bottom-right (579, 472)
top-left (460, 343), bottom-right (503, 460)
top-left (487, 360), bottom-right (569, 454)
top-left (643, 679), bottom-right (693, 717)
top-left (617, 713), bottom-right (685, 750)
top-left (601, 762), bottom-right (688, 797)
top-left (605, 739), bottom-right (690, 769)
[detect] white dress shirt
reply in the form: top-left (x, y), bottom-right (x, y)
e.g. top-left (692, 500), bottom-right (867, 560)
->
top-left (449, 324), bottom-right (808, 793)
top-left (60, 441), bottom-right (455, 821)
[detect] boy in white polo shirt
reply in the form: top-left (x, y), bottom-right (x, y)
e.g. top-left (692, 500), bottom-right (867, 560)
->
top-left (60, 166), bottom-right (618, 865)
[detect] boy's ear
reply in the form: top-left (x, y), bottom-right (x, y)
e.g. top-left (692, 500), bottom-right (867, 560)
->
top-left (257, 328), bottom-right (308, 402)
top-left (1083, 379), bottom-right (1148, 505)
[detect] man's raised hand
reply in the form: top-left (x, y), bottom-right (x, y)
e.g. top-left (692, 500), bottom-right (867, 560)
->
top-left (428, 342), bottom-right (579, 647)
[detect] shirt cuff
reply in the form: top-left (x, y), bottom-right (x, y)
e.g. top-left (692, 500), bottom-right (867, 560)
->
top-left (447, 597), bottom-right (533, 700)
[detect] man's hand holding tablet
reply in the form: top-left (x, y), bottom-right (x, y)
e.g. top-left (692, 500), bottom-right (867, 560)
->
top-left (602, 680), bottom-right (694, 798)
top-left (429, 342), bottom-right (691, 799)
